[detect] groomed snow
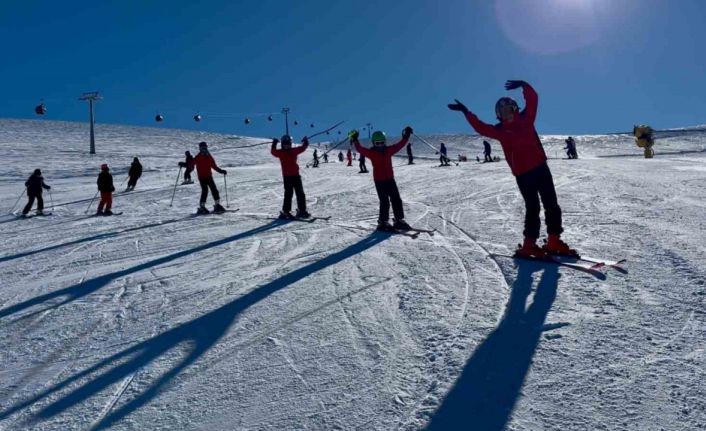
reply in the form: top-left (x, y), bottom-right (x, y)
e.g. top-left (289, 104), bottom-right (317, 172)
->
top-left (0, 119), bottom-right (704, 430)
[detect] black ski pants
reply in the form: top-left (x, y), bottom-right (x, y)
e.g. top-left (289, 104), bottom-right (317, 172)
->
top-left (184, 167), bottom-right (193, 182)
top-left (515, 163), bottom-right (563, 239)
top-left (283, 175), bottom-right (306, 213)
top-left (22, 194), bottom-right (43, 214)
top-left (359, 159), bottom-right (368, 173)
top-left (374, 179), bottom-right (404, 222)
top-left (199, 176), bottom-right (220, 205)
top-left (127, 174), bottom-right (140, 188)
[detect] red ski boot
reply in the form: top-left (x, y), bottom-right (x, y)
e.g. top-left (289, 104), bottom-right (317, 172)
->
top-left (514, 237), bottom-right (548, 259)
top-left (543, 234), bottom-right (579, 258)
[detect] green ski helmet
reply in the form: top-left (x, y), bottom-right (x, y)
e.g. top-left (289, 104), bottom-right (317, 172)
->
top-left (371, 131), bottom-right (386, 145)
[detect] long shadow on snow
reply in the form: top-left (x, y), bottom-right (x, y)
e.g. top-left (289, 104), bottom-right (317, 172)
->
top-left (0, 219), bottom-right (286, 320)
top-left (426, 260), bottom-right (560, 431)
top-left (0, 230), bottom-right (391, 429)
top-left (0, 217), bottom-right (195, 264)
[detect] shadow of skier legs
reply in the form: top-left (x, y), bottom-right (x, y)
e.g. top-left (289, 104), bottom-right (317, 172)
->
top-left (426, 260), bottom-right (560, 431)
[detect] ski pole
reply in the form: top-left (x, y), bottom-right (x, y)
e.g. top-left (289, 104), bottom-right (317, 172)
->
top-left (223, 173), bottom-right (229, 208)
top-left (48, 189), bottom-right (55, 212)
top-left (85, 190), bottom-right (100, 214)
top-left (8, 188), bottom-right (25, 215)
top-left (169, 166), bottom-right (183, 207)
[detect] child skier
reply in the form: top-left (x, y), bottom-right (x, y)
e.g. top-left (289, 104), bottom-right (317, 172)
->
top-left (22, 169), bottom-right (51, 216)
top-left (126, 157), bottom-right (142, 191)
top-left (96, 164), bottom-right (115, 216)
top-left (193, 141), bottom-right (227, 214)
top-left (448, 80), bottom-right (576, 257)
top-left (312, 149), bottom-right (320, 168)
top-left (346, 148), bottom-right (353, 166)
top-left (271, 135), bottom-right (310, 219)
top-left (338, 152), bottom-right (344, 162)
top-left (179, 151), bottom-right (195, 184)
top-left (351, 127), bottom-right (413, 231)
top-left (359, 152), bottom-right (368, 173)
top-left (406, 142), bottom-right (414, 165)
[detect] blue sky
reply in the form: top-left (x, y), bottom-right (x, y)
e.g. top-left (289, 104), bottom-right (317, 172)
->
top-left (2, 0), bottom-right (705, 137)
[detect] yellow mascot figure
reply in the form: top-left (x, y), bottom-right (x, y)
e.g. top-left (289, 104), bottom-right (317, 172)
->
top-left (633, 125), bottom-right (655, 158)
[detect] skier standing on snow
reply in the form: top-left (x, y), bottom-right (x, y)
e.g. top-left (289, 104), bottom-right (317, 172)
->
top-left (96, 164), bottom-right (116, 216)
top-left (338, 151), bottom-right (344, 162)
top-left (346, 148), bottom-right (353, 166)
top-left (564, 137), bottom-right (578, 159)
top-left (194, 141), bottom-right (227, 214)
top-left (22, 169), bottom-right (51, 216)
top-left (323, 152), bottom-right (329, 163)
top-left (179, 151), bottom-right (195, 184)
top-left (406, 142), bottom-right (414, 165)
top-left (312, 149), bottom-right (320, 168)
top-left (483, 140), bottom-right (493, 162)
top-left (351, 127), bottom-right (413, 231)
top-left (271, 135), bottom-right (310, 219)
top-left (359, 152), bottom-right (368, 173)
top-left (126, 157), bottom-right (142, 191)
top-left (448, 80), bottom-right (576, 257)
top-left (439, 142), bottom-right (450, 166)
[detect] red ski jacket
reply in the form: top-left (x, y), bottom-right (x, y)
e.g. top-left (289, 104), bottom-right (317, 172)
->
top-left (271, 143), bottom-right (308, 177)
top-left (464, 83), bottom-right (547, 176)
top-left (354, 136), bottom-right (409, 181)
top-left (193, 153), bottom-right (225, 178)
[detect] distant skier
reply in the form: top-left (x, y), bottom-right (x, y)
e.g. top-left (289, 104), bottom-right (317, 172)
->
top-left (312, 149), bottom-right (320, 168)
top-left (22, 169), bottom-right (51, 216)
top-left (448, 80), bottom-right (576, 257)
top-left (194, 141), bottom-right (227, 214)
top-left (179, 151), bottom-right (195, 184)
top-left (483, 140), bottom-right (493, 162)
top-left (406, 142), bottom-right (414, 165)
top-left (96, 164), bottom-right (116, 216)
top-left (338, 151), bottom-right (344, 163)
top-left (564, 137), bottom-right (578, 159)
top-left (271, 135), bottom-right (310, 219)
top-left (125, 157), bottom-right (142, 191)
top-left (351, 127), bottom-right (413, 231)
top-left (323, 152), bottom-right (329, 163)
top-left (359, 152), bottom-right (368, 173)
top-left (439, 142), bottom-right (450, 166)
top-left (346, 148), bottom-right (353, 166)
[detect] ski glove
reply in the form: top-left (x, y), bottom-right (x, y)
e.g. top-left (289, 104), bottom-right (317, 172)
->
top-left (402, 126), bottom-right (413, 138)
top-left (348, 130), bottom-right (360, 140)
top-left (505, 80), bottom-right (527, 90)
top-left (222, 170), bottom-right (228, 175)
top-left (447, 99), bottom-right (469, 113)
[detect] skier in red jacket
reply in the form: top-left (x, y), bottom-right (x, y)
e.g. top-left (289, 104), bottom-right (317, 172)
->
top-left (271, 135), bottom-right (310, 219)
top-left (351, 126), bottom-right (413, 231)
top-left (448, 80), bottom-right (576, 258)
top-left (193, 141), bottom-right (227, 214)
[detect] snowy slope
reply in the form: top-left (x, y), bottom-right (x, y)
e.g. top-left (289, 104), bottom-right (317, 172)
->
top-left (0, 119), bottom-right (704, 430)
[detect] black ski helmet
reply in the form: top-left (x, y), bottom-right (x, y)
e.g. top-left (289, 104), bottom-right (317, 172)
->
top-left (495, 97), bottom-right (519, 120)
top-left (34, 168), bottom-right (41, 176)
top-left (199, 141), bottom-right (208, 149)
top-left (281, 135), bottom-right (293, 147)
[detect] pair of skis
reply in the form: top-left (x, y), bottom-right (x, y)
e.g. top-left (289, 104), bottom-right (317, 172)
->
top-left (499, 251), bottom-right (626, 278)
top-left (268, 215), bottom-right (331, 223)
top-left (377, 226), bottom-right (436, 239)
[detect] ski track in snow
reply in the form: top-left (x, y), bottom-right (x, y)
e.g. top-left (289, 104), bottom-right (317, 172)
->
top-left (0, 119), bottom-right (704, 430)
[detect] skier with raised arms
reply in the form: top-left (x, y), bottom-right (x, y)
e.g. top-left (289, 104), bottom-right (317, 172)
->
top-left (350, 127), bottom-right (413, 232)
top-left (271, 135), bottom-right (310, 219)
top-left (448, 80), bottom-right (576, 258)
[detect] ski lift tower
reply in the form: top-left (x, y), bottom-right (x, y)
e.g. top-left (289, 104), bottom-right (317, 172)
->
top-left (282, 107), bottom-right (290, 135)
top-left (79, 91), bottom-right (102, 154)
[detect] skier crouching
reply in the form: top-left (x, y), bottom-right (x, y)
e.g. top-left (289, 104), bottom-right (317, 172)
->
top-left (351, 127), bottom-right (413, 231)
top-left (194, 141), bottom-right (227, 214)
top-left (22, 169), bottom-right (51, 216)
top-left (271, 135), bottom-right (310, 219)
top-left (448, 80), bottom-right (576, 257)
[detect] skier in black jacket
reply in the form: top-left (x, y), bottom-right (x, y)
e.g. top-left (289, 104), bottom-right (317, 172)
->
top-left (126, 157), bottom-right (142, 191)
top-left (97, 164), bottom-right (116, 216)
top-left (22, 169), bottom-right (51, 216)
